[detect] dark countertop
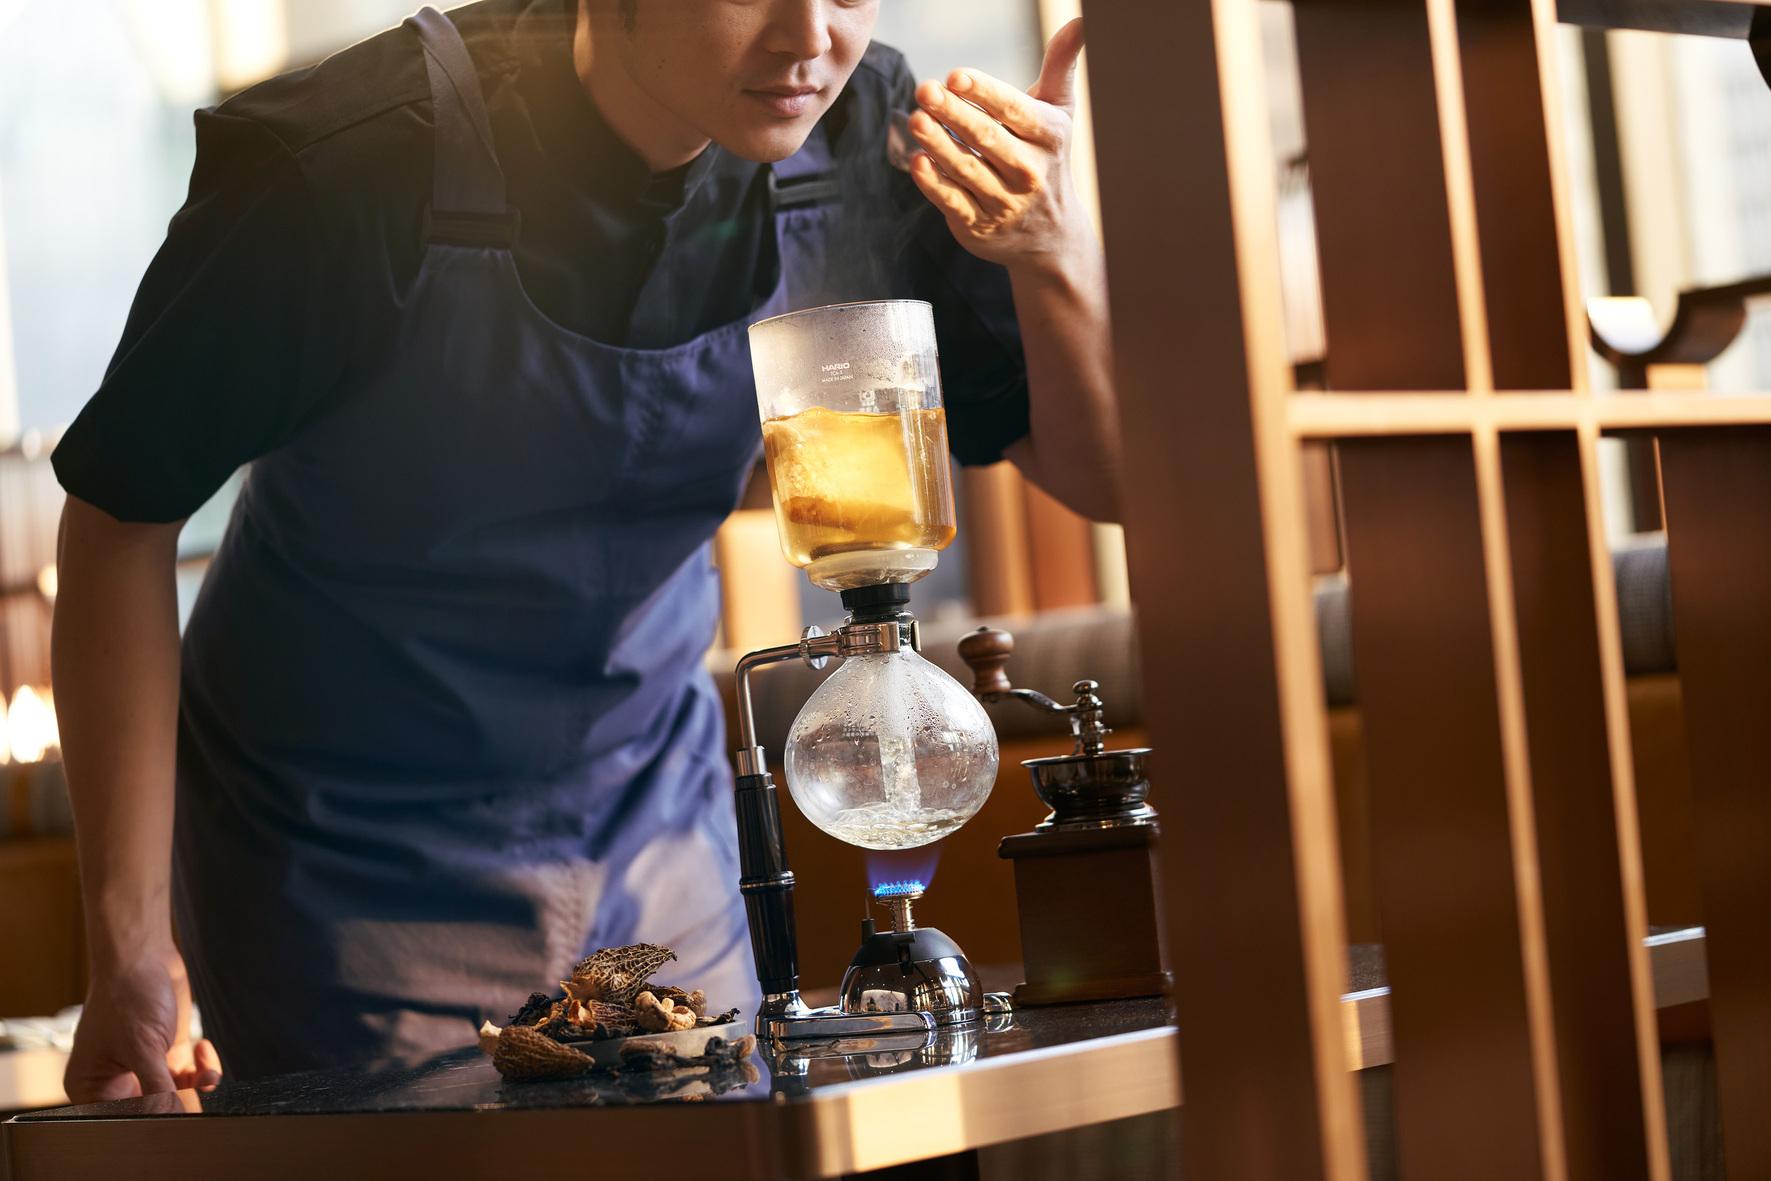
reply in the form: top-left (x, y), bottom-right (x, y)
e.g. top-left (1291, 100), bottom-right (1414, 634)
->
top-left (3, 996), bottom-right (1181, 1180)
top-left (10, 996), bottom-right (1173, 1122)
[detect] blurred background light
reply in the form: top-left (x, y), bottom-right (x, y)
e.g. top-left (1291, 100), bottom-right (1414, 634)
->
top-left (210, 0), bottom-right (288, 94)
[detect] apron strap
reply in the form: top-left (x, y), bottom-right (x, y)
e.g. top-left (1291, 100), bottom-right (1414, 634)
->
top-left (405, 6), bottom-right (520, 247)
top-left (769, 123), bottom-right (840, 213)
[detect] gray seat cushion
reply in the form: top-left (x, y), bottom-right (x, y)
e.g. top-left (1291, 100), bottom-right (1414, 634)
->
top-left (1613, 532), bottom-right (1676, 677)
top-left (1314, 530), bottom-right (1673, 707)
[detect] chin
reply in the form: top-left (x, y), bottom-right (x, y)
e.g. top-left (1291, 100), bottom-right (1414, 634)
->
top-left (717, 119), bottom-right (821, 165)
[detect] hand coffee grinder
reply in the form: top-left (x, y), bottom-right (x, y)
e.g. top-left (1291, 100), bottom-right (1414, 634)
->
top-left (958, 625), bottom-right (1171, 1006)
top-left (733, 300), bottom-right (1009, 1042)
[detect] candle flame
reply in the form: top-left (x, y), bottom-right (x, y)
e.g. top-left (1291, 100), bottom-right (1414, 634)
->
top-left (7, 685), bottom-right (57, 764)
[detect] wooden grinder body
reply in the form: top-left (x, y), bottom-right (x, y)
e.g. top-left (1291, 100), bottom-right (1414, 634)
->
top-left (1000, 818), bottom-right (1171, 1006)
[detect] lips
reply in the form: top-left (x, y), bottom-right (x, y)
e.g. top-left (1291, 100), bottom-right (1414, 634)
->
top-left (744, 86), bottom-right (823, 118)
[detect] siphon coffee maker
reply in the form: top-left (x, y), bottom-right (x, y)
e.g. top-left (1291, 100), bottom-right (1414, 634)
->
top-left (731, 300), bottom-right (1009, 1042)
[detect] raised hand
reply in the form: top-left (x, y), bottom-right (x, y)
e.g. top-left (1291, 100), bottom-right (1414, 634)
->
top-left (906, 18), bottom-right (1088, 269)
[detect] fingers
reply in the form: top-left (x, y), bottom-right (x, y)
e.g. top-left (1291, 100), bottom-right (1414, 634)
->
top-left (940, 70), bottom-right (1056, 148)
top-left (913, 85), bottom-right (1040, 197)
top-left (909, 152), bottom-right (984, 229)
top-left (168, 1037), bottom-right (223, 1091)
top-left (908, 112), bottom-right (1012, 214)
top-left (1029, 17), bottom-right (1086, 110)
top-left (193, 1038), bottom-right (223, 1090)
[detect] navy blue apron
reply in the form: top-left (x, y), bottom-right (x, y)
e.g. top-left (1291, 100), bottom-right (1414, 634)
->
top-left (170, 7), bottom-right (833, 1078)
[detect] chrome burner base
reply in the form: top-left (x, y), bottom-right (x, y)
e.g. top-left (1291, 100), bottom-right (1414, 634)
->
top-left (758, 989), bottom-right (1013, 1044)
top-left (760, 1004), bottom-right (937, 1043)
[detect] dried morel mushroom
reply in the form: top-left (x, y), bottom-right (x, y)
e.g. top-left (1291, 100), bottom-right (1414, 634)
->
top-left (492, 1024), bottom-right (595, 1082)
top-left (536, 1013), bottom-right (581, 1043)
top-left (569, 998), bottom-right (640, 1038)
top-left (510, 991), bottom-right (558, 1027)
top-left (564, 943), bottom-right (676, 1004)
top-left (483, 941), bottom-right (741, 1081)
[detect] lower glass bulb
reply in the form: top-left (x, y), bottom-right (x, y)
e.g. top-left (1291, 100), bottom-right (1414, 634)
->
top-left (783, 644), bottom-right (999, 850)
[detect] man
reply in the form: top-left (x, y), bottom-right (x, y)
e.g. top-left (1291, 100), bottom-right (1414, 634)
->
top-left (53, 0), bottom-right (1117, 1099)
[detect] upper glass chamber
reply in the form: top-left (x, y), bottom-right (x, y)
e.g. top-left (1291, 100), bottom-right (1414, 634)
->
top-left (748, 301), bottom-right (958, 591)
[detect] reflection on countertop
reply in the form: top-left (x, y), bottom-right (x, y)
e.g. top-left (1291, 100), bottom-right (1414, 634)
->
top-left (12, 997), bottom-right (1176, 1123)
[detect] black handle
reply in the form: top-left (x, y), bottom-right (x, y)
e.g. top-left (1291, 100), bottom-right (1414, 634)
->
top-left (734, 770), bottom-right (799, 995)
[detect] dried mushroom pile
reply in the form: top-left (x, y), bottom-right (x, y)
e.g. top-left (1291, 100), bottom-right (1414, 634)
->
top-left (478, 943), bottom-right (751, 1082)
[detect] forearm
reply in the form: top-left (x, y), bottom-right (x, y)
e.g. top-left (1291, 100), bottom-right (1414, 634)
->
top-left (52, 496), bottom-right (186, 968)
top-left (1004, 237), bottom-right (1122, 523)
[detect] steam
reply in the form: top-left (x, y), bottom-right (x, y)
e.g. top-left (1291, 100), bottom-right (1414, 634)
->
top-left (782, 106), bottom-right (930, 314)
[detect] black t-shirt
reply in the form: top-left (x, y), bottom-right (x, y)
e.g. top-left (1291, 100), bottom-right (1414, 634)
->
top-left (52, 0), bottom-right (1030, 524)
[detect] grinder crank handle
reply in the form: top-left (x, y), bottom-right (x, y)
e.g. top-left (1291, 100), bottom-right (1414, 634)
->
top-left (957, 626), bottom-right (1112, 756)
top-left (958, 626), bottom-right (1072, 712)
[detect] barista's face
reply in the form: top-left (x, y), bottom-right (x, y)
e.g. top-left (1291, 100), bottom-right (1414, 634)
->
top-left (611, 0), bottom-right (880, 162)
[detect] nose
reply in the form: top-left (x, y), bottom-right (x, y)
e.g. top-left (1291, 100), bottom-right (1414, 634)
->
top-left (762, 0), bottom-right (833, 62)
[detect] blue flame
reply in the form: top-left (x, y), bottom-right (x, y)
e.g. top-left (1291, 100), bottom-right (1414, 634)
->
top-left (872, 879), bottom-right (925, 899)
top-left (866, 846), bottom-right (942, 896)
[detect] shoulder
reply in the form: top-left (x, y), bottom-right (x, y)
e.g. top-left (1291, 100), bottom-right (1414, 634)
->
top-left (848, 41), bottom-right (916, 112)
top-left (212, 25), bottom-right (429, 157)
top-left (194, 1), bottom-right (529, 254)
top-left (856, 41), bottom-right (914, 88)
top-left (211, 0), bottom-right (524, 158)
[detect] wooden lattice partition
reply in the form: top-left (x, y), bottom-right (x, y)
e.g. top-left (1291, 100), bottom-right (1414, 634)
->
top-left (1084, 0), bottom-right (1771, 1177)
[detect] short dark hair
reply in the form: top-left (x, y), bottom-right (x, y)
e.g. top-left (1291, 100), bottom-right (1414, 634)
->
top-left (619, 0), bottom-right (637, 33)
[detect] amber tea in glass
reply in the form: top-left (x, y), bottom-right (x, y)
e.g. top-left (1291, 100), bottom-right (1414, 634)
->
top-left (748, 301), bottom-right (957, 590)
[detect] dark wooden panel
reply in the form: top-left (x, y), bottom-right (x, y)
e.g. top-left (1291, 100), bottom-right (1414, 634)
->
top-left (1084, 0), bottom-right (1366, 1174)
top-left (1500, 431), bottom-right (1658, 1180)
top-left (0, 838), bottom-right (85, 1016)
top-left (1626, 675), bottom-right (1704, 928)
top-left (1337, 436), bottom-right (1548, 1180)
top-left (1293, 0), bottom-right (1467, 390)
top-left (1456, 2), bottom-right (1576, 390)
top-left (1657, 428), bottom-right (1771, 1178)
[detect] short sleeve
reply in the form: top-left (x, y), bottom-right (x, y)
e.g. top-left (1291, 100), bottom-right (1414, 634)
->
top-left (52, 110), bottom-right (338, 523)
top-left (878, 54), bottom-right (1031, 468)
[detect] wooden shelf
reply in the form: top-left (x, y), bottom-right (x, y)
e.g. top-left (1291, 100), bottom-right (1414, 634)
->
top-left (1286, 391), bottom-right (1771, 438)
